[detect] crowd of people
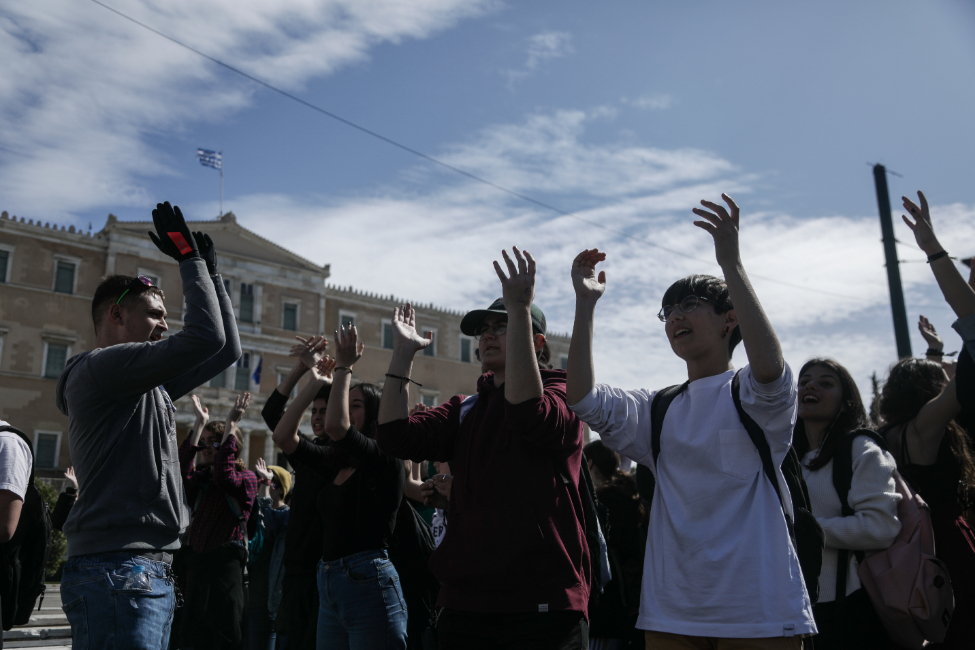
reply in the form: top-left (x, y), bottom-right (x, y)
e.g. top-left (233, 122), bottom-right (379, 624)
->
top-left (1, 191), bottom-right (974, 650)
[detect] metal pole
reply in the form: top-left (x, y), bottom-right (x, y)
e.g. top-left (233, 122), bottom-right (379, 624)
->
top-left (219, 150), bottom-right (224, 217)
top-left (874, 164), bottom-right (912, 359)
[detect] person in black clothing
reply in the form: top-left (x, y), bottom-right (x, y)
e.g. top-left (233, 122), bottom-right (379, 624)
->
top-left (583, 440), bottom-right (647, 650)
top-left (261, 335), bottom-right (331, 650)
top-left (272, 325), bottom-right (407, 650)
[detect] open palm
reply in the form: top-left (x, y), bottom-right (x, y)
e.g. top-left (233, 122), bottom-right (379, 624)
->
top-left (391, 303), bottom-right (432, 355)
top-left (571, 249), bottom-right (607, 302)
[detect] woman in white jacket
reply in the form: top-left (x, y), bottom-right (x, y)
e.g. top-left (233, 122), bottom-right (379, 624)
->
top-left (794, 357), bottom-right (900, 650)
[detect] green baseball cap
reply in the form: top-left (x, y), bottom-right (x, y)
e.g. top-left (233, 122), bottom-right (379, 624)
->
top-left (460, 298), bottom-right (547, 336)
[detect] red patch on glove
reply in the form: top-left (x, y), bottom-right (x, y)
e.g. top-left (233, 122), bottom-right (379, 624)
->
top-left (168, 232), bottom-right (193, 255)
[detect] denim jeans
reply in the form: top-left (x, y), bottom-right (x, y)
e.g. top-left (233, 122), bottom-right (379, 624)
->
top-left (316, 549), bottom-right (408, 650)
top-left (61, 552), bottom-right (177, 650)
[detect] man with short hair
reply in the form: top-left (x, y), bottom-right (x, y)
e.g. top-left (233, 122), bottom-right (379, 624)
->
top-left (0, 419), bottom-right (32, 649)
top-left (566, 195), bottom-right (816, 648)
top-left (55, 202), bottom-right (241, 650)
top-left (377, 247), bottom-right (590, 650)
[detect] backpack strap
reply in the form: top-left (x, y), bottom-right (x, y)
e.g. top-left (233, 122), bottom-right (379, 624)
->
top-left (730, 371), bottom-right (786, 510)
top-left (650, 383), bottom-right (688, 467)
top-left (831, 429), bottom-right (889, 603)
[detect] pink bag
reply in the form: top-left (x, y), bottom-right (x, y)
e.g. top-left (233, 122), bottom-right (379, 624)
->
top-left (857, 470), bottom-right (955, 648)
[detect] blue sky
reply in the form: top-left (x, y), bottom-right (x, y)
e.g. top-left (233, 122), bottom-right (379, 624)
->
top-left (3, 0), bottom-right (975, 394)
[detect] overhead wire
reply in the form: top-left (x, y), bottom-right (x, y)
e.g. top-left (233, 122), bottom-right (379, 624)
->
top-left (87, 0), bottom-right (864, 301)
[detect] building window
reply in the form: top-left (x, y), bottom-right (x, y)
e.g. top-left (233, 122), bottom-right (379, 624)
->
top-left (460, 335), bottom-right (473, 363)
top-left (43, 342), bottom-right (69, 378)
top-left (54, 260), bottom-right (75, 294)
top-left (223, 278), bottom-right (231, 294)
top-left (560, 355), bottom-right (568, 370)
top-left (422, 330), bottom-right (437, 357)
top-left (382, 322), bottom-right (394, 350)
top-left (240, 283), bottom-right (254, 323)
top-left (421, 394), bottom-right (437, 408)
top-left (209, 369), bottom-right (227, 389)
top-left (0, 249), bottom-right (8, 283)
top-left (235, 353), bottom-right (251, 391)
top-left (34, 431), bottom-right (61, 469)
top-left (283, 303), bottom-right (298, 331)
top-left (339, 311), bottom-right (356, 331)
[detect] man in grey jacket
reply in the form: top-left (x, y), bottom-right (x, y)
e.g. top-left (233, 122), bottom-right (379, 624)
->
top-left (55, 202), bottom-right (241, 650)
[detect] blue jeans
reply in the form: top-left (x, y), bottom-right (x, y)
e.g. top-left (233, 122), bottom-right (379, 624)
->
top-left (61, 552), bottom-right (177, 650)
top-left (316, 549), bottom-right (408, 650)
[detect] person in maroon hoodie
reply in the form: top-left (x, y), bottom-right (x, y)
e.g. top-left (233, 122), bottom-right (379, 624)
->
top-left (377, 246), bottom-right (590, 650)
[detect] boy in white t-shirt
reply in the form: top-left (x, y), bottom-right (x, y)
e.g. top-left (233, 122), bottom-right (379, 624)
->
top-left (565, 194), bottom-right (815, 648)
top-left (0, 420), bottom-right (32, 544)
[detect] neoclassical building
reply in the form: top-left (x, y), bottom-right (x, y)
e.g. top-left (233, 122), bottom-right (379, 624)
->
top-left (0, 210), bottom-right (570, 481)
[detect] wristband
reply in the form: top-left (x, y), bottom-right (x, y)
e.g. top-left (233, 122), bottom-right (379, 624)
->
top-left (927, 250), bottom-right (949, 263)
top-left (258, 477), bottom-right (271, 485)
top-left (385, 373), bottom-right (422, 393)
top-left (334, 366), bottom-right (353, 373)
top-left (926, 349), bottom-right (944, 357)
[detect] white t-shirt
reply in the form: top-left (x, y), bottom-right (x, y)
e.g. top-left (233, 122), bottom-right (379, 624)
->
top-left (571, 366), bottom-right (816, 638)
top-left (0, 420), bottom-right (32, 500)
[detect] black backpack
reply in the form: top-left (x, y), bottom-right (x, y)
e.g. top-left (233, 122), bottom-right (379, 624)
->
top-left (389, 497), bottom-right (439, 650)
top-left (0, 425), bottom-right (54, 630)
top-left (647, 371), bottom-right (825, 604)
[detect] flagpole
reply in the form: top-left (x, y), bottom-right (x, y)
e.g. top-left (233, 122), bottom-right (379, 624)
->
top-left (219, 149), bottom-right (224, 217)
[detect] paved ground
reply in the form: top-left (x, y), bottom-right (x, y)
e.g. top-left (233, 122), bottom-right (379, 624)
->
top-left (3, 584), bottom-right (71, 649)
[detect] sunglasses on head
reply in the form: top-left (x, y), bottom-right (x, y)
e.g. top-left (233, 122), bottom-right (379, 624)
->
top-left (116, 275), bottom-right (156, 305)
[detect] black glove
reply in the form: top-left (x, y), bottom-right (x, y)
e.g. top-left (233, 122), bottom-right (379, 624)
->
top-left (147, 201), bottom-right (199, 263)
top-left (194, 232), bottom-right (217, 275)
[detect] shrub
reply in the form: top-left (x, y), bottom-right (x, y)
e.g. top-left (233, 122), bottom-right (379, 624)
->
top-left (34, 481), bottom-right (68, 580)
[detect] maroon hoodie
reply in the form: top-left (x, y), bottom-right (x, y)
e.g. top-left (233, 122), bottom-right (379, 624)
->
top-left (377, 368), bottom-right (590, 615)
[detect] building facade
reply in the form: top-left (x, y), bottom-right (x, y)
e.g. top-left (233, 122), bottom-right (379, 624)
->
top-left (0, 210), bottom-right (570, 481)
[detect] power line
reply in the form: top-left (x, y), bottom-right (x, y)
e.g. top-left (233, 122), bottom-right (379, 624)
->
top-left (87, 0), bottom-right (862, 302)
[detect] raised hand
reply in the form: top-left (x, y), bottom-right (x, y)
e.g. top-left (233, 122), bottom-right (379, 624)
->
top-left (190, 394), bottom-right (209, 424)
top-left (193, 232), bottom-right (217, 275)
top-left (692, 193), bottom-right (741, 269)
top-left (572, 249), bottom-right (607, 304)
top-left (409, 402), bottom-right (430, 417)
top-left (290, 335), bottom-right (329, 370)
top-left (64, 466), bottom-right (78, 491)
top-left (147, 201), bottom-right (199, 263)
top-left (902, 191), bottom-right (943, 255)
top-left (227, 392), bottom-right (251, 425)
top-left (315, 356), bottom-right (337, 380)
top-left (918, 315), bottom-right (943, 351)
top-left (390, 303), bottom-right (432, 356)
top-left (333, 324), bottom-right (364, 368)
top-left (254, 457), bottom-right (273, 482)
top-left (494, 246), bottom-right (535, 311)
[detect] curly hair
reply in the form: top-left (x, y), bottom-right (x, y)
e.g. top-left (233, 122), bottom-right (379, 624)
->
top-left (793, 358), bottom-right (870, 471)
top-left (203, 421), bottom-right (246, 471)
top-left (879, 358), bottom-right (975, 486)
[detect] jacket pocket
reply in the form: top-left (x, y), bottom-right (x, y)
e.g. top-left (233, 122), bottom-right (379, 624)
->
top-left (718, 428), bottom-right (761, 480)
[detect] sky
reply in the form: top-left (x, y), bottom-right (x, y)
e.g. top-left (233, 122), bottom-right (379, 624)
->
top-left (2, 0), bottom-right (975, 397)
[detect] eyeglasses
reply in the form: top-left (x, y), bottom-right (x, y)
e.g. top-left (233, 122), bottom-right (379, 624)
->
top-left (473, 323), bottom-right (507, 340)
top-left (658, 295), bottom-right (710, 322)
top-left (116, 275), bottom-right (155, 305)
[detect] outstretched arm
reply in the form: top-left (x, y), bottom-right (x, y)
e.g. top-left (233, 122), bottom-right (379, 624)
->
top-left (324, 325), bottom-right (360, 440)
top-left (378, 304), bottom-right (432, 425)
top-left (272, 363), bottom-right (332, 454)
top-left (566, 249), bottom-right (607, 406)
top-left (495, 246), bottom-right (543, 404)
top-left (188, 395), bottom-right (209, 447)
top-left (693, 194), bottom-right (784, 384)
top-left (902, 191), bottom-right (975, 319)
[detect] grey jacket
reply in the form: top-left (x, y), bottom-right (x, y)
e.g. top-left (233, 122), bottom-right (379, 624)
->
top-left (55, 259), bottom-right (241, 557)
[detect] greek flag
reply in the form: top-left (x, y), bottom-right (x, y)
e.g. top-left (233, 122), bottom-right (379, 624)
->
top-left (252, 357), bottom-right (262, 385)
top-left (196, 149), bottom-right (222, 170)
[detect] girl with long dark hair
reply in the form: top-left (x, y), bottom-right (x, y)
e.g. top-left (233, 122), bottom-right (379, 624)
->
top-left (272, 325), bottom-right (407, 650)
top-left (794, 358), bottom-right (899, 649)
top-left (877, 189), bottom-right (975, 647)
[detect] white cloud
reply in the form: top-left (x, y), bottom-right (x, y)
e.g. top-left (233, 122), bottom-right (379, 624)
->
top-left (0, 0), bottom-right (495, 219)
top-left (622, 94), bottom-right (674, 110)
top-left (504, 30), bottom-right (573, 87)
top-left (207, 106), bottom-right (975, 399)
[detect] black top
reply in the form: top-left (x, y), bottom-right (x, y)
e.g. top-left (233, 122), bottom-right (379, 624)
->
top-left (901, 434), bottom-right (961, 507)
top-left (262, 389), bottom-right (327, 576)
top-left (289, 425), bottom-right (404, 562)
